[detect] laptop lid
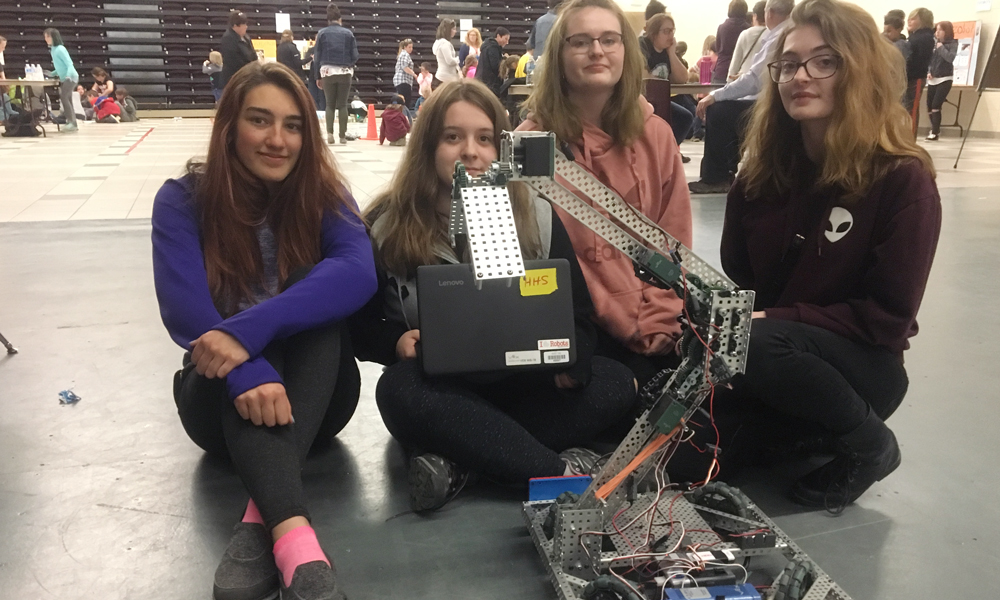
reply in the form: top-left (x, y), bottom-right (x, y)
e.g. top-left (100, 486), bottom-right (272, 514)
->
top-left (416, 258), bottom-right (576, 376)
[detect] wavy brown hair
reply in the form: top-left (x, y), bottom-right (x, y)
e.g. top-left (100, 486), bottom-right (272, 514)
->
top-left (365, 79), bottom-right (541, 277)
top-left (186, 61), bottom-right (353, 313)
top-left (523, 0), bottom-right (646, 147)
top-left (739, 0), bottom-right (934, 202)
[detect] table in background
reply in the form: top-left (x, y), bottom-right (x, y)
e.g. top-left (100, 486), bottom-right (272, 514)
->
top-left (0, 78), bottom-right (63, 137)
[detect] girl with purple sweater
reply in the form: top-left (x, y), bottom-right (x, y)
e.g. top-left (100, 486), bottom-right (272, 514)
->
top-left (152, 62), bottom-right (375, 600)
top-left (717, 0), bottom-right (940, 513)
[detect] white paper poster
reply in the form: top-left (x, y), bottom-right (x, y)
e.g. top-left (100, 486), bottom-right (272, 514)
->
top-left (275, 12), bottom-right (291, 33)
top-left (460, 19), bottom-right (473, 30)
top-left (976, 0), bottom-right (991, 12)
top-left (951, 20), bottom-right (982, 86)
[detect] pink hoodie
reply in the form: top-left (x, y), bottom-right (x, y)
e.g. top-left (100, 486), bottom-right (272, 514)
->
top-left (518, 100), bottom-right (693, 356)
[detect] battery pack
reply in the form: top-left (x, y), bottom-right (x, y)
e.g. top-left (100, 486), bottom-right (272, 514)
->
top-left (663, 582), bottom-right (760, 600)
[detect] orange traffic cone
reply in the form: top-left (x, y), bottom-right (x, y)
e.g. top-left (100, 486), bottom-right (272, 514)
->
top-left (361, 103), bottom-right (378, 140)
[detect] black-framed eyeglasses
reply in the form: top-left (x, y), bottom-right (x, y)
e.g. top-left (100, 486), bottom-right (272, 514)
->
top-left (767, 54), bottom-right (842, 84)
top-left (564, 32), bottom-right (624, 53)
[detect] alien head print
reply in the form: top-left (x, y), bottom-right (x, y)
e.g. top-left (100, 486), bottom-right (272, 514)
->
top-left (825, 206), bottom-right (854, 243)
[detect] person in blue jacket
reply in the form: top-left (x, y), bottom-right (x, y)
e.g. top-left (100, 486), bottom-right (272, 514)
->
top-left (43, 28), bottom-right (79, 132)
top-left (151, 62), bottom-right (376, 600)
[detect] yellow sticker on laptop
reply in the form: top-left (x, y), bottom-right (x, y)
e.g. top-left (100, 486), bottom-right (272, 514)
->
top-left (520, 268), bottom-right (557, 296)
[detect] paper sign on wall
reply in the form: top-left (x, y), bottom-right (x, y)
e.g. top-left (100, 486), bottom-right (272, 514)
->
top-left (460, 19), bottom-right (473, 30)
top-left (275, 13), bottom-right (291, 33)
top-left (520, 268), bottom-right (558, 296)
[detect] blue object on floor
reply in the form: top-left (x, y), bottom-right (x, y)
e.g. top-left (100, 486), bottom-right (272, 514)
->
top-left (528, 475), bottom-right (592, 501)
top-left (58, 390), bottom-right (81, 405)
top-left (663, 583), bottom-right (760, 600)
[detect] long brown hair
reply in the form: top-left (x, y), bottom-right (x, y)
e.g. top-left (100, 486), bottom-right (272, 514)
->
top-left (523, 0), bottom-right (646, 147)
top-left (186, 61), bottom-right (353, 312)
top-left (365, 79), bottom-right (541, 277)
top-left (739, 0), bottom-right (934, 202)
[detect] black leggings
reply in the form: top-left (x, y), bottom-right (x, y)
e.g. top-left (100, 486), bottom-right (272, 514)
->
top-left (174, 323), bottom-right (360, 530)
top-left (394, 83), bottom-right (413, 109)
top-left (925, 80), bottom-right (953, 135)
top-left (669, 318), bottom-right (908, 481)
top-left (374, 357), bottom-right (637, 483)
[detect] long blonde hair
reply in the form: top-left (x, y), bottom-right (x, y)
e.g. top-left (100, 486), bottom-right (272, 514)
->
top-left (364, 79), bottom-right (541, 277)
top-left (465, 27), bottom-right (482, 48)
top-left (739, 0), bottom-right (934, 202)
top-left (523, 0), bottom-right (646, 147)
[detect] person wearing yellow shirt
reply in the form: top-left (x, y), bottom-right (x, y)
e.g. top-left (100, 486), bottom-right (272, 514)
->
top-left (516, 48), bottom-right (533, 78)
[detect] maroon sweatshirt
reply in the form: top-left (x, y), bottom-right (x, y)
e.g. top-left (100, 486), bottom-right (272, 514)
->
top-left (721, 158), bottom-right (941, 354)
top-left (379, 107), bottom-right (411, 144)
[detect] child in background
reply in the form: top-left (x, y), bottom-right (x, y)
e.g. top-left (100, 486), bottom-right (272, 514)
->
top-left (462, 55), bottom-right (478, 79)
top-left (202, 51), bottom-right (224, 102)
top-left (692, 36), bottom-right (718, 84)
top-left (115, 87), bottom-right (138, 122)
top-left (415, 63), bottom-right (434, 113)
top-left (349, 94), bottom-right (367, 122)
top-left (379, 95), bottom-right (411, 146)
top-left (85, 89), bottom-right (121, 123)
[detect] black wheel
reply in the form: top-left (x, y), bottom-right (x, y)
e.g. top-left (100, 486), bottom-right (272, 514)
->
top-left (688, 481), bottom-right (751, 518)
top-left (773, 558), bottom-right (817, 600)
top-left (542, 491), bottom-right (580, 539)
top-left (582, 575), bottom-right (643, 600)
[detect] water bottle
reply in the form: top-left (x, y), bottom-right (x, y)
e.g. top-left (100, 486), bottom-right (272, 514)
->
top-left (25, 63), bottom-right (33, 79)
top-left (699, 59), bottom-right (712, 85)
top-left (525, 56), bottom-right (535, 85)
top-left (36, 65), bottom-right (44, 80)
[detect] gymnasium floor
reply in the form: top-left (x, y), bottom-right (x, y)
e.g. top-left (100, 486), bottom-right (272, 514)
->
top-left (1, 118), bottom-right (998, 599)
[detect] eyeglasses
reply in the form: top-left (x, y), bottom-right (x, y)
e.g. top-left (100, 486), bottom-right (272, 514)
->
top-left (768, 54), bottom-right (842, 83)
top-left (564, 32), bottom-right (624, 53)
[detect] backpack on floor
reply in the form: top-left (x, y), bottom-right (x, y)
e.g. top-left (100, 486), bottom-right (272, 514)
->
top-left (1, 108), bottom-right (40, 137)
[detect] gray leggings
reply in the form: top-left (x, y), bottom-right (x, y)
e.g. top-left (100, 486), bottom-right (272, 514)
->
top-left (322, 73), bottom-right (351, 138)
top-left (59, 78), bottom-right (78, 127)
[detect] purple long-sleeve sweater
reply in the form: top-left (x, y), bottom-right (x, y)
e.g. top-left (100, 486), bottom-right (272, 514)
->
top-left (151, 175), bottom-right (377, 399)
top-left (721, 158), bottom-right (941, 354)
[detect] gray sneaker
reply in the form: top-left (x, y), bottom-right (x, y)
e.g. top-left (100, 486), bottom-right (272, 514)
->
top-left (408, 453), bottom-right (470, 512)
top-left (213, 522), bottom-right (279, 600)
top-left (559, 447), bottom-right (603, 476)
top-left (280, 560), bottom-right (345, 600)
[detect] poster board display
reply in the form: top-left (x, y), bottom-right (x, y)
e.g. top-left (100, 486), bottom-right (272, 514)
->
top-left (252, 39), bottom-right (277, 63)
top-left (952, 21), bottom-right (982, 86)
top-left (980, 28), bottom-right (1000, 90)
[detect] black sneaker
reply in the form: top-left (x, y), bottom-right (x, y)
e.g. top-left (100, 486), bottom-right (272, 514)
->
top-left (681, 154), bottom-right (691, 163)
top-left (280, 560), bottom-right (345, 600)
top-left (688, 180), bottom-right (733, 194)
top-left (408, 453), bottom-right (470, 512)
top-left (558, 447), bottom-right (603, 476)
top-left (213, 522), bottom-right (280, 600)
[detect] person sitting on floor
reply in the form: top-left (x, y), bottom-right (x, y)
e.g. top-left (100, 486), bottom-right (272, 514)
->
top-left (91, 66), bottom-right (115, 97)
top-left (151, 62), bottom-right (376, 600)
top-left (115, 87), bottom-right (138, 122)
top-left (379, 94), bottom-right (411, 146)
top-left (84, 89), bottom-right (121, 123)
top-left (710, 0), bottom-right (941, 512)
top-left (518, 0), bottom-right (693, 388)
top-left (351, 78), bottom-right (637, 513)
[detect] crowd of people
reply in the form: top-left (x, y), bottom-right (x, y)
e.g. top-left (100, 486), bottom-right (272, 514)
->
top-left (142, 0), bottom-right (945, 599)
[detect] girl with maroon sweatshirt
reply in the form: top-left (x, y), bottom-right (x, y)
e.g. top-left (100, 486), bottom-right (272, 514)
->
top-left (719, 0), bottom-right (940, 512)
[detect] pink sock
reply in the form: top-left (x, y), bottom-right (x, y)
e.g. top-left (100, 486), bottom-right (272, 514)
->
top-left (273, 525), bottom-right (329, 588)
top-left (242, 500), bottom-right (264, 525)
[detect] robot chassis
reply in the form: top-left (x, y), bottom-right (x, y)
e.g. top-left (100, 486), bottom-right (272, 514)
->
top-left (450, 132), bottom-right (855, 600)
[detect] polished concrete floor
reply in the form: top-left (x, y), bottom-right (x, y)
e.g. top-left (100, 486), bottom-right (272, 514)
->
top-left (1, 120), bottom-right (999, 599)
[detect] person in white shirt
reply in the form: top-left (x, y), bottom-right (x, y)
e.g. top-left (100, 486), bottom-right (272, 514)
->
top-left (0, 35), bottom-right (7, 80)
top-left (728, 1), bottom-right (767, 81)
top-left (688, 0), bottom-right (793, 194)
top-left (432, 18), bottom-right (461, 89)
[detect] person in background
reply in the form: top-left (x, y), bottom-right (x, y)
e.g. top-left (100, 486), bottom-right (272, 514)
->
top-left (276, 29), bottom-right (305, 80)
top-left (462, 55), bottom-right (478, 79)
top-left (458, 27), bottom-right (482, 67)
top-left (528, 0), bottom-right (562, 58)
top-left (314, 3), bottom-right (360, 145)
top-left (348, 93), bottom-right (366, 121)
top-left (729, 1), bottom-right (767, 81)
top-left (44, 28), bottom-right (79, 133)
top-left (519, 0), bottom-right (694, 386)
top-left (713, 0), bottom-right (750, 84)
top-left (115, 87), bottom-right (138, 122)
top-left (497, 54), bottom-right (524, 124)
top-left (475, 27), bottom-right (510, 96)
top-left (73, 83), bottom-right (92, 120)
top-left (220, 11), bottom-right (257, 89)
top-left (85, 89), bottom-right (121, 123)
top-left (904, 8), bottom-right (934, 120)
top-left (416, 62), bottom-right (433, 97)
top-left (303, 37), bottom-right (326, 111)
top-left (153, 62), bottom-right (375, 600)
top-left (203, 51), bottom-right (225, 103)
top-left (924, 21), bottom-right (957, 141)
top-left (640, 14), bottom-right (694, 155)
top-left (91, 67), bottom-right (115, 97)
top-left (688, 0), bottom-right (794, 194)
top-left (0, 35), bottom-right (7, 80)
top-left (516, 48), bottom-right (534, 78)
top-left (432, 18), bottom-right (460, 89)
top-left (379, 94), bottom-right (411, 146)
top-left (718, 0), bottom-right (940, 512)
top-left (393, 38), bottom-right (416, 109)
top-left (883, 14), bottom-right (910, 62)
top-left (644, 0), bottom-right (666, 21)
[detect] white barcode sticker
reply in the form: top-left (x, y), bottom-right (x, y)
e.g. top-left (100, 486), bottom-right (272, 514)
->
top-left (543, 350), bottom-right (570, 364)
top-left (505, 350), bottom-right (541, 366)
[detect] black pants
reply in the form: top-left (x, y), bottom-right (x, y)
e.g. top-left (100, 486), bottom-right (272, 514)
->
top-left (374, 358), bottom-right (637, 483)
top-left (674, 95), bottom-right (702, 138)
top-left (669, 318), bottom-right (908, 481)
top-left (394, 83), bottom-right (413, 109)
top-left (700, 99), bottom-right (754, 184)
top-left (669, 100), bottom-right (695, 148)
top-left (925, 80), bottom-right (953, 135)
top-left (322, 73), bottom-right (352, 138)
top-left (174, 323), bottom-right (360, 530)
